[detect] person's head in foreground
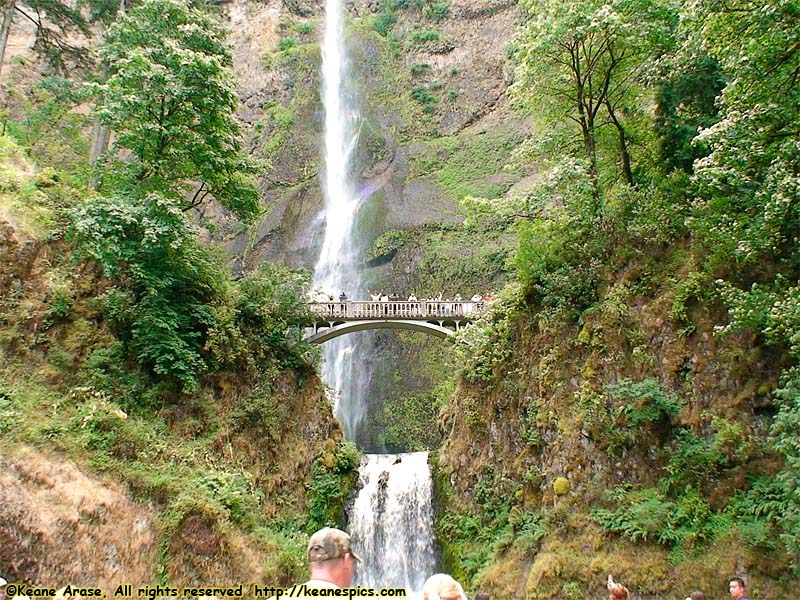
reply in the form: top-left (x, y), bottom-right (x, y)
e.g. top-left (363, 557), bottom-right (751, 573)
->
top-left (307, 527), bottom-right (360, 588)
top-left (607, 575), bottom-right (630, 600)
top-left (686, 591), bottom-right (705, 600)
top-left (729, 577), bottom-right (747, 600)
top-left (422, 574), bottom-right (468, 600)
top-left (0, 576), bottom-right (7, 600)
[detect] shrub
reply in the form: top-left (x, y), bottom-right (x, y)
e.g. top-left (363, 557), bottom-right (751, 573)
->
top-left (307, 441), bottom-right (359, 531)
top-left (605, 378), bottom-right (682, 427)
top-left (193, 471), bottom-right (262, 527)
top-left (411, 29), bottom-right (442, 45)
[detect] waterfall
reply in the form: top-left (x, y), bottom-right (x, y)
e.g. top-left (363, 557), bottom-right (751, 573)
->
top-left (349, 453), bottom-right (437, 596)
top-left (314, 0), bottom-right (437, 592)
top-left (313, 0), bottom-right (368, 442)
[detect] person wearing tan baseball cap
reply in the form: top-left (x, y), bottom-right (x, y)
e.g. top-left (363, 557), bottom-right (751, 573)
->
top-left (273, 527), bottom-right (360, 598)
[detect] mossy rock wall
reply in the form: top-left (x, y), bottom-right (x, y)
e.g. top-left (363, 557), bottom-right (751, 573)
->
top-left (433, 284), bottom-right (794, 599)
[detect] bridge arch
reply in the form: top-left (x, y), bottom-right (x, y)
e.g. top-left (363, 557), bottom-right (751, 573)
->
top-left (305, 319), bottom-right (457, 345)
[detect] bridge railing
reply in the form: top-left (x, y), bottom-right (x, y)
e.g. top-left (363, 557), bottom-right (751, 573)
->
top-left (308, 300), bottom-right (485, 320)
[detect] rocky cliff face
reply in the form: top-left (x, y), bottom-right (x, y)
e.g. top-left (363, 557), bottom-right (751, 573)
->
top-left (433, 286), bottom-right (795, 599)
top-left (222, 0), bottom-right (529, 283)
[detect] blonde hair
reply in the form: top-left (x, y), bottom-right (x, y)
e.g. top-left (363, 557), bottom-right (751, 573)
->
top-left (423, 574), bottom-right (467, 600)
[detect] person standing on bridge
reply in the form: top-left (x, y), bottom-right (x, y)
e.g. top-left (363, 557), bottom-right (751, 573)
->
top-left (408, 293), bottom-right (419, 316)
top-left (388, 292), bottom-right (399, 316)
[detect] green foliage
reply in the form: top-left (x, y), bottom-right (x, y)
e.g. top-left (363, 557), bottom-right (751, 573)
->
top-left (383, 380), bottom-right (451, 451)
top-left (410, 85), bottom-right (437, 111)
top-left (370, 0), bottom-right (450, 36)
top-left (0, 387), bottom-right (18, 434)
top-left (508, 508), bottom-right (547, 552)
top-left (3, 77), bottom-right (92, 173)
top-left (410, 127), bottom-right (524, 202)
top-left (71, 192), bottom-right (224, 389)
top-left (661, 421), bottom-right (753, 493)
top-left (670, 271), bottom-right (714, 328)
top-left (410, 29), bottom-right (442, 45)
top-left (45, 280), bottom-right (74, 322)
top-left (422, 2), bottom-right (449, 21)
top-left (278, 37), bottom-right (298, 52)
top-left (653, 54), bottom-right (725, 173)
top-left (207, 262), bottom-right (315, 373)
top-left (94, 0), bottom-right (260, 222)
top-left (514, 162), bottom-right (602, 317)
top-left (410, 63), bottom-right (431, 76)
top-left (685, 1), bottom-right (800, 280)
top-left (2, 0), bottom-right (94, 72)
top-left (513, 0), bottom-right (677, 194)
top-left (371, 10), bottom-right (397, 36)
top-left (768, 367), bottom-right (800, 570)
top-left (228, 381), bottom-right (282, 437)
top-left (605, 378), bottom-right (682, 427)
top-left (455, 284), bottom-right (523, 384)
top-left (561, 582), bottom-right (583, 600)
top-left (191, 471), bottom-right (262, 527)
top-left (594, 485), bottom-right (733, 556)
top-left (307, 441), bottom-right (359, 531)
top-left (435, 463), bottom-right (543, 589)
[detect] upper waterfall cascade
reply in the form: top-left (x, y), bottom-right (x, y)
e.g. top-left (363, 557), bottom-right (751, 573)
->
top-left (313, 0), bottom-right (368, 443)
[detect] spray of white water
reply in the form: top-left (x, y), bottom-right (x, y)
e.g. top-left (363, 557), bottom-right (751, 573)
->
top-left (349, 453), bottom-right (437, 596)
top-left (313, 0), bottom-right (367, 441)
top-left (314, 1), bottom-right (438, 591)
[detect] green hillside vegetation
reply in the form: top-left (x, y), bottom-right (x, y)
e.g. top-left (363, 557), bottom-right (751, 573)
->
top-left (0, 0), bottom-right (357, 585)
top-left (0, 0), bottom-right (799, 596)
top-left (427, 0), bottom-right (800, 597)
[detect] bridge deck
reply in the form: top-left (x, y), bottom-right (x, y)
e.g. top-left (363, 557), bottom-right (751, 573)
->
top-left (308, 300), bottom-right (485, 321)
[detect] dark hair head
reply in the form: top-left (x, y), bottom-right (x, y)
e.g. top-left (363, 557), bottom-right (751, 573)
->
top-left (729, 577), bottom-right (746, 588)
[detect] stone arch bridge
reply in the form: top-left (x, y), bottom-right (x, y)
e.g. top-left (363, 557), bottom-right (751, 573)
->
top-left (304, 300), bottom-right (485, 344)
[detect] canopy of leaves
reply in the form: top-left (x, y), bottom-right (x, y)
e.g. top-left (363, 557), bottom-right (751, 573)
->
top-left (94, 0), bottom-right (260, 222)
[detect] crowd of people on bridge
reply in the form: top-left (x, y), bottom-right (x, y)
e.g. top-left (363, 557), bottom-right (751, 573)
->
top-left (306, 289), bottom-right (493, 319)
top-left (308, 289), bottom-right (493, 304)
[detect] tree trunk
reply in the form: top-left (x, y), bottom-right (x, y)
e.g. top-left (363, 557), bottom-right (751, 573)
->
top-left (580, 115), bottom-right (601, 210)
top-left (88, 119), bottom-right (110, 189)
top-left (88, 0), bottom-right (125, 188)
top-left (0, 0), bottom-right (15, 77)
top-left (606, 100), bottom-right (634, 186)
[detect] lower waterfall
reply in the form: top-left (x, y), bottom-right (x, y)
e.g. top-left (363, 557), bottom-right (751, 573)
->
top-left (349, 452), bottom-right (437, 596)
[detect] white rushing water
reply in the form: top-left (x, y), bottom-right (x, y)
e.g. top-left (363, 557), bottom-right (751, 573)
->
top-left (314, 1), bottom-right (438, 592)
top-left (313, 0), bottom-right (367, 441)
top-left (349, 453), bottom-right (437, 596)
